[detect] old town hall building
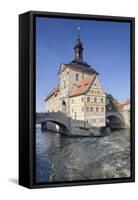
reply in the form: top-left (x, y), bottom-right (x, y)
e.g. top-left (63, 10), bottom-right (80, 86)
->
top-left (45, 30), bottom-right (106, 128)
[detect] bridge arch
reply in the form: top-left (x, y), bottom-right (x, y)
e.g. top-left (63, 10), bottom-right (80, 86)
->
top-left (45, 120), bottom-right (69, 134)
top-left (106, 111), bottom-right (126, 129)
top-left (36, 112), bottom-right (70, 134)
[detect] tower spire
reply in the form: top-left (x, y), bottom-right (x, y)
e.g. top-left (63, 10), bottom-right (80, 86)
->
top-left (77, 26), bottom-right (80, 40)
top-left (74, 27), bottom-right (83, 60)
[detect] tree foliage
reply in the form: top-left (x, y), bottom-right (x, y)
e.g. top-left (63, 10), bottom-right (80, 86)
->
top-left (106, 93), bottom-right (120, 111)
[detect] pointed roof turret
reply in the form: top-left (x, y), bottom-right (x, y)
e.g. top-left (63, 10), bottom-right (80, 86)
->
top-left (74, 27), bottom-right (83, 60)
top-left (59, 27), bottom-right (99, 75)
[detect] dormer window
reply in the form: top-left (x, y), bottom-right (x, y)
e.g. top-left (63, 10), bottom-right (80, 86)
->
top-left (76, 73), bottom-right (79, 81)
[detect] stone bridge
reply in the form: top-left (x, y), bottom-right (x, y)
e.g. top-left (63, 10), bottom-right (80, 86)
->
top-left (106, 110), bottom-right (130, 129)
top-left (36, 112), bottom-right (70, 133)
top-left (36, 110), bottom-right (130, 134)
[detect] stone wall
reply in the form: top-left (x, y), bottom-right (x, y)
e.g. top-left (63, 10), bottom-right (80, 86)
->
top-left (46, 93), bottom-right (60, 112)
top-left (121, 111), bottom-right (130, 128)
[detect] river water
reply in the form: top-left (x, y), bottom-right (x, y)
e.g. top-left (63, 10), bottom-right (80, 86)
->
top-left (35, 128), bottom-right (130, 183)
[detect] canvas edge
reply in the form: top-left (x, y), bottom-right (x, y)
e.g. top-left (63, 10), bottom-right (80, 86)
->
top-left (19, 10), bottom-right (135, 189)
top-left (19, 12), bottom-right (31, 188)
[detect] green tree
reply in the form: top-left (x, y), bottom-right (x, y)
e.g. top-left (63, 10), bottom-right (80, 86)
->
top-left (106, 93), bottom-right (120, 111)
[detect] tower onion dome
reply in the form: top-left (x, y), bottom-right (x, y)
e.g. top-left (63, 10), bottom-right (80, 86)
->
top-left (74, 27), bottom-right (83, 60)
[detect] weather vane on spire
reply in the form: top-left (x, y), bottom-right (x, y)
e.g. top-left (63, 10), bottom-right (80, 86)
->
top-left (77, 26), bottom-right (80, 40)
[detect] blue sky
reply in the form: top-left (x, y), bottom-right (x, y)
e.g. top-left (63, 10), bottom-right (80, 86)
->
top-left (36, 17), bottom-right (130, 112)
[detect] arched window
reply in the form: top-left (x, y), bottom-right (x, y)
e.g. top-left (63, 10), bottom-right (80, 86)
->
top-left (76, 73), bottom-right (79, 81)
top-left (62, 100), bottom-right (66, 112)
top-left (96, 107), bottom-right (99, 112)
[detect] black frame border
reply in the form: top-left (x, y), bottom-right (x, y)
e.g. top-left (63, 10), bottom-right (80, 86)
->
top-left (19, 11), bottom-right (135, 189)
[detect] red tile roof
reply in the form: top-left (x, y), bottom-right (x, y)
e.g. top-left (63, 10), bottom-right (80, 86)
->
top-left (69, 74), bottom-right (96, 97)
top-left (119, 98), bottom-right (130, 110)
